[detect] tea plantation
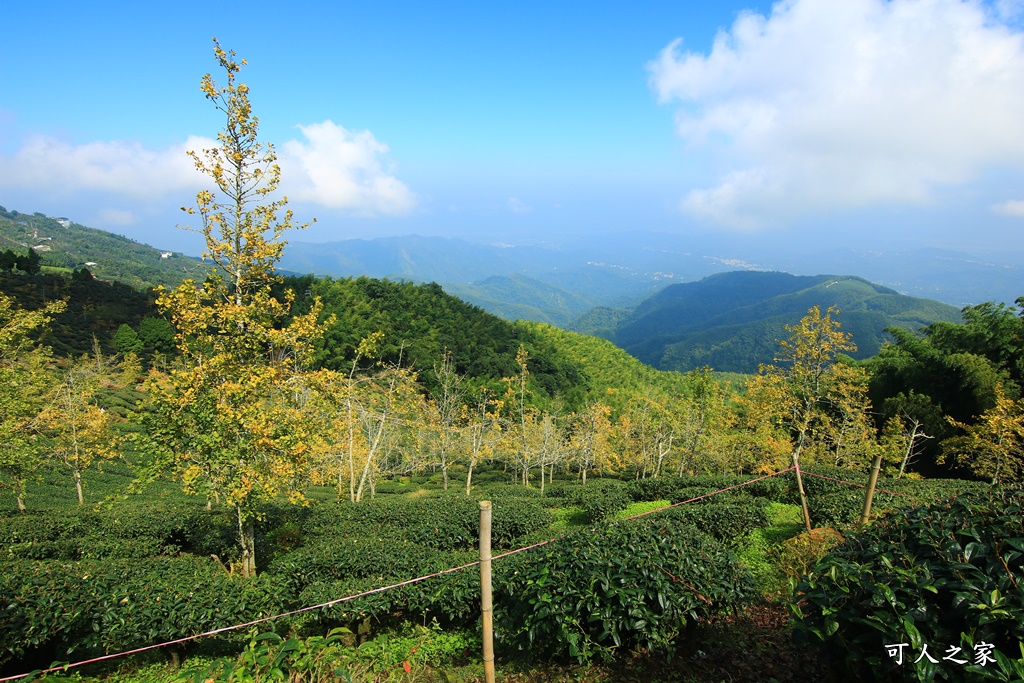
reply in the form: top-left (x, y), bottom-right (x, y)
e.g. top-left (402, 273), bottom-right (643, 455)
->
top-left (2, 463), bottom-right (1018, 682)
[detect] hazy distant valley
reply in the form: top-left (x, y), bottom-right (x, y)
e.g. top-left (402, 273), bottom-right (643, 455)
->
top-left (3, 207), bottom-right (1018, 374)
top-left (281, 231), bottom-right (1023, 319)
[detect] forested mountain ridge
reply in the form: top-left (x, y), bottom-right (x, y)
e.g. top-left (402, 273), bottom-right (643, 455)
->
top-left (591, 271), bottom-right (963, 374)
top-left (0, 206), bottom-right (206, 290)
top-left (283, 274), bottom-right (694, 413)
top-left (443, 273), bottom-right (598, 327)
top-left (281, 231), bottom-right (1023, 312)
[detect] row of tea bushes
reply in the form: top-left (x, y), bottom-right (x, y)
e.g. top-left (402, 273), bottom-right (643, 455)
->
top-left (793, 488), bottom-right (1024, 682)
top-left (0, 501), bottom-right (237, 562)
top-left (497, 516), bottom-right (756, 662)
top-left (0, 555), bottom-right (283, 670)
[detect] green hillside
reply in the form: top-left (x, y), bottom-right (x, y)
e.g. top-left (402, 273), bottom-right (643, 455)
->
top-left (0, 273), bottom-right (157, 357)
top-left (444, 273), bottom-right (597, 326)
top-left (519, 320), bottom-right (695, 411)
top-left (606, 271), bottom-right (963, 374)
top-left (0, 206), bottom-right (207, 290)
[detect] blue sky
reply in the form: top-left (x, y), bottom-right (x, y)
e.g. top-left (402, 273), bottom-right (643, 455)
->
top-left (2, 0), bottom-right (1023, 257)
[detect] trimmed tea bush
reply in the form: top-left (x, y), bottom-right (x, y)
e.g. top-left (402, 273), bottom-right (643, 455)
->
top-left (496, 517), bottom-right (755, 662)
top-left (792, 488), bottom-right (1024, 682)
top-left (658, 496), bottom-right (771, 546)
top-left (0, 556), bottom-right (283, 668)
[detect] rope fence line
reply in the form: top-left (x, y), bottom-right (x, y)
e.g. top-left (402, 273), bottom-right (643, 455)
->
top-left (800, 470), bottom-right (910, 498)
top-left (0, 465), bottom-right (816, 682)
top-left (621, 466), bottom-right (797, 522)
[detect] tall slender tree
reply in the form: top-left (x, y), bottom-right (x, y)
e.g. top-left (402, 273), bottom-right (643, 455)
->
top-left (145, 40), bottom-right (325, 577)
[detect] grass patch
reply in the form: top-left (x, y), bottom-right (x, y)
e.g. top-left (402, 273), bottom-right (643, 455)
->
top-left (549, 505), bottom-right (588, 532)
top-left (735, 502), bottom-right (810, 598)
top-left (614, 499), bottom-right (671, 520)
top-left (761, 501), bottom-right (804, 544)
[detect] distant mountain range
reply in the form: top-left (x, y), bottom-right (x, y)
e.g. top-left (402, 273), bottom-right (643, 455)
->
top-left (280, 233), bottom-right (1022, 327)
top-left (578, 271), bottom-right (963, 374)
top-left (1, 205), bottom-right (1013, 375)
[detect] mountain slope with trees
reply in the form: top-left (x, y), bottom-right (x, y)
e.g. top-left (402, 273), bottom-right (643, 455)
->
top-left (0, 207), bottom-right (206, 290)
top-left (591, 271), bottom-right (963, 374)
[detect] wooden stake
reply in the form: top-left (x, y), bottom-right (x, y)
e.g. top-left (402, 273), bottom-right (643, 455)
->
top-left (793, 455), bottom-right (813, 535)
top-left (858, 454), bottom-right (883, 531)
top-left (479, 500), bottom-right (496, 683)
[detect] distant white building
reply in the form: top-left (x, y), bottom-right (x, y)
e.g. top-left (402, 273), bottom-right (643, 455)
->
top-left (84, 261), bottom-right (97, 267)
top-left (160, 251), bottom-right (173, 259)
top-left (55, 217), bottom-right (71, 228)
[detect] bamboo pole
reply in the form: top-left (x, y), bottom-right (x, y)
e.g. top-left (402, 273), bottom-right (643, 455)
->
top-left (479, 500), bottom-right (495, 683)
top-left (858, 453), bottom-right (883, 531)
top-left (793, 455), bottom-right (813, 535)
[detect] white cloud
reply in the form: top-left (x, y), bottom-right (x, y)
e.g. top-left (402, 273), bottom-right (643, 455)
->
top-left (96, 208), bottom-right (139, 226)
top-left (649, 0), bottom-right (1024, 228)
top-left (0, 135), bottom-right (209, 200)
top-left (280, 120), bottom-right (415, 216)
top-left (991, 199), bottom-right (1024, 217)
top-left (507, 197), bottom-right (531, 215)
top-left (0, 121), bottom-right (415, 218)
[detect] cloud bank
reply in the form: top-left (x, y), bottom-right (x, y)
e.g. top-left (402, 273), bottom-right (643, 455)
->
top-left (0, 135), bottom-right (209, 201)
top-left (0, 121), bottom-right (414, 222)
top-left (649, 0), bottom-right (1024, 229)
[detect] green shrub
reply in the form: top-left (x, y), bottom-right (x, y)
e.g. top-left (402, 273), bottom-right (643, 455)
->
top-left (666, 485), bottom-right (716, 504)
top-left (658, 497), bottom-right (771, 546)
top-left (542, 480), bottom-right (586, 505)
top-left (792, 488), bottom-right (1024, 682)
top-left (0, 502), bottom-right (237, 562)
top-left (577, 480), bottom-right (632, 523)
top-left (371, 479), bottom-right (409, 495)
top-left (625, 477), bottom-right (689, 502)
top-left (301, 495), bottom-right (546, 551)
top-left (298, 551), bottom-right (481, 628)
top-left (742, 474), bottom-right (793, 501)
top-left (0, 556), bottom-right (284, 668)
top-left (806, 489), bottom-right (905, 529)
top-left (495, 517), bottom-right (755, 662)
top-left (179, 622), bottom-right (480, 683)
top-left (798, 465), bottom-right (867, 499)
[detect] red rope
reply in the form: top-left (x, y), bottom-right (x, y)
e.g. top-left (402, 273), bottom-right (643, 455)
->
top-left (622, 466), bottom-right (797, 521)
top-left (800, 470), bottom-right (909, 497)
top-left (0, 559), bottom-right (483, 682)
top-left (0, 466), bottom-right (798, 682)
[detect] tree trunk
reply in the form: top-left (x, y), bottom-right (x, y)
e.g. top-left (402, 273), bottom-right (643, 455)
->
top-left (17, 494), bottom-right (26, 512)
top-left (74, 470), bottom-right (84, 506)
top-left (236, 505), bottom-right (256, 577)
top-left (792, 447), bottom-right (813, 534)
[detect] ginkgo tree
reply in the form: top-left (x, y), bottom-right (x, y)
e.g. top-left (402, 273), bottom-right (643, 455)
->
top-left (942, 383), bottom-right (1024, 485)
top-left (38, 359), bottom-right (116, 505)
top-left (748, 305), bottom-right (869, 531)
top-left (145, 40), bottom-right (325, 577)
top-left (0, 295), bottom-right (65, 511)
